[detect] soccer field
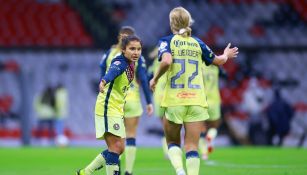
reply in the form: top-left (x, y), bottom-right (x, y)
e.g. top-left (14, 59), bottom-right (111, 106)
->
top-left (0, 147), bottom-right (306, 175)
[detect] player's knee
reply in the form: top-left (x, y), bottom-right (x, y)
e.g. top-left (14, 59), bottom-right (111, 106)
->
top-left (184, 143), bottom-right (198, 153)
top-left (109, 141), bottom-right (125, 154)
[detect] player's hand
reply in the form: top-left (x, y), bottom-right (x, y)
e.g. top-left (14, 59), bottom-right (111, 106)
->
top-left (149, 78), bottom-right (157, 92)
top-left (146, 104), bottom-right (154, 116)
top-left (99, 80), bottom-right (106, 93)
top-left (223, 43), bottom-right (239, 59)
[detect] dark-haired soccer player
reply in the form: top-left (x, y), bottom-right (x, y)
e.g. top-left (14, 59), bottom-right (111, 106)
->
top-left (100, 26), bottom-right (153, 175)
top-left (77, 35), bottom-right (143, 175)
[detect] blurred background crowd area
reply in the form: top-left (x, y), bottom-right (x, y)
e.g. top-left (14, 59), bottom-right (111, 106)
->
top-left (0, 0), bottom-right (307, 147)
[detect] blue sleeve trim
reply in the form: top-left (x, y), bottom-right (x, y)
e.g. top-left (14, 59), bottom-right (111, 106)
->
top-left (137, 57), bottom-right (152, 104)
top-left (193, 36), bottom-right (215, 65)
top-left (100, 49), bottom-right (111, 79)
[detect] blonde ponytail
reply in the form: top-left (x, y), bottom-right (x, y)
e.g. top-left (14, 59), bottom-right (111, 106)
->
top-left (169, 7), bottom-right (193, 37)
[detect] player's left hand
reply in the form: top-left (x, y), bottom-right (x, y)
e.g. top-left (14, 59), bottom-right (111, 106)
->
top-left (99, 80), bottom-right (106, 93)
top-left (149, 78), bottom-right (157, 92)
top-left (146, 104), bottom-right (154, 116)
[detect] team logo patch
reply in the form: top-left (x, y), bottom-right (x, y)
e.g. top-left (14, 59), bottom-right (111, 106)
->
top-left (159, 41), bottom-right (167, 51)
top-left (113, 123), bottom-right (120, 130)
top-left (114, 61), bottom-right (121, 65)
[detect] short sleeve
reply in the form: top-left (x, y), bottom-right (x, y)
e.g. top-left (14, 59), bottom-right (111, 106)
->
top-left (157, 35), bottom-right (173, 61)
top-left (193, 37), bottom-right (215, 66)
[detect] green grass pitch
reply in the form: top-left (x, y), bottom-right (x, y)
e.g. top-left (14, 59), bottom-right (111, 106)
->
top-left (0, 147), bottom-right (306, 175)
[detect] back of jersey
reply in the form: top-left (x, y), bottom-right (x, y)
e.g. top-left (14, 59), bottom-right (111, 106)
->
top-left (161, 35), bottom-right (208, 107)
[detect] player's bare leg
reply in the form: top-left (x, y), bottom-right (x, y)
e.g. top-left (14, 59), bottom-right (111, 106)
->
top-left (161, 116), bottom-right (169, 158)
top-left (184, 121), bottom-right (203, 175)
top-left (206, 119), bottom-right (221, 154)
top-left (164, 119), bottom-right (185, 175)
top-left (124, 117), bottom-right (140, 175)
top-left (199, 122), bottom-right (208, 160)
top-left (104, 132), bottom-right (125, 175)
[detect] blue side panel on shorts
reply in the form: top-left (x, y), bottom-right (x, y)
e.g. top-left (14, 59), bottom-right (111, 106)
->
top-left (104, 81), bottom-right (114, 132)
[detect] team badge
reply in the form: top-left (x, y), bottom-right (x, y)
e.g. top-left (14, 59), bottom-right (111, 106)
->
top-left (113, 123), bottom-right (120, 130)
top-left (114, 61), bottom-right (121, 65)
top-left (159, 41), bottom-right (167, 51)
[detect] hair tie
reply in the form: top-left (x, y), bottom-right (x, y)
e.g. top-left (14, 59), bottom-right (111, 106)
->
top-left (179, 28), bottom-right (187, 35)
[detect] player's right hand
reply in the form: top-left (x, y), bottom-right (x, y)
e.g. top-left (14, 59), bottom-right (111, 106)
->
top-left (223, 43), bottom-right (239, 59)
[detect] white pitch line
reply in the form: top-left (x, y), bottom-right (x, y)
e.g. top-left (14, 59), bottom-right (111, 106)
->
top-left (205, 160), bottom-right (295, 169)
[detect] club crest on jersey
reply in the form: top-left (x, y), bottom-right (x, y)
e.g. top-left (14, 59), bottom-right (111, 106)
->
top-left (114, 61), bottom-right (121, 65)
top-left (113, 123), bottom-right (120, 130)
top-left (125, 63), bottom-right (135, 83)
top-left (159, 41), bottom-right (167, 52)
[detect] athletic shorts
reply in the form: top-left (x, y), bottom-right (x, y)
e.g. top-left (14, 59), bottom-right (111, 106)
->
top-left (155, 106), bottom-right (166, 118)
top-left (207, 104), bottom-right (221, 121)
top-left (124, 101), bottom-right (143, 118)
top-left (95, 115), bottom-right (126, 139)
top-left (165, 105), bottom-right (209, 124)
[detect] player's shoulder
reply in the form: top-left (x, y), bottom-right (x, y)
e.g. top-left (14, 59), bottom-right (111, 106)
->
top-left (159, 34), bottom-right (175, 42)
top-left (111, 54), bottom-right (129, 68)
top-left (191, 35), bottom-right (204, 44)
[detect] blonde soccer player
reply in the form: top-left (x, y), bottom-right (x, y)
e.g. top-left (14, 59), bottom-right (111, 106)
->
top-left (150, 7), bottom-right (238, 175)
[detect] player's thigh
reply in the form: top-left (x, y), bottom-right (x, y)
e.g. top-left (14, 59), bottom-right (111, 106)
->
top-left (164, 118), bottom-right (182, 144)
top-left (104, 132), bottom-right (125, 154)
top-left (184, 105), bottom-right (209, 123)
top-left (124, 101), bottom-right (143, 117)
top-left (124, 117), bottom-right (140, 137)
top-left (95, 115), bottom-right (126, 140)
top-left (206, 118), bottom-right (221, 128)
top-left (183, 121), bottom-right (203, 151)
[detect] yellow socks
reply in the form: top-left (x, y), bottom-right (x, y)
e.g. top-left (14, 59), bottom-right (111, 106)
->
top-left (162, 136), bottom-right (168, 158)
top-left (207, 128), bottom-right (217, 141)
top-left (168, 144), bottom-right (185, 174)
top-left (84, 150), bottom-right (107, 175)
top-left (186, 151), bottom-right (200, 175)
top-left (125, 138), bottom-right (136, 174)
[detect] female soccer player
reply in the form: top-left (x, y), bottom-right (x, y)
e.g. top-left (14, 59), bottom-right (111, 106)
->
top-left (199, 64), bottom-right (223, 160)
top-left (100, 26), bottom-right (153, 175)
top-left (77, 35), bottom-right (143, 175)
top-left (150, 7), bottom-right (239, 175)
